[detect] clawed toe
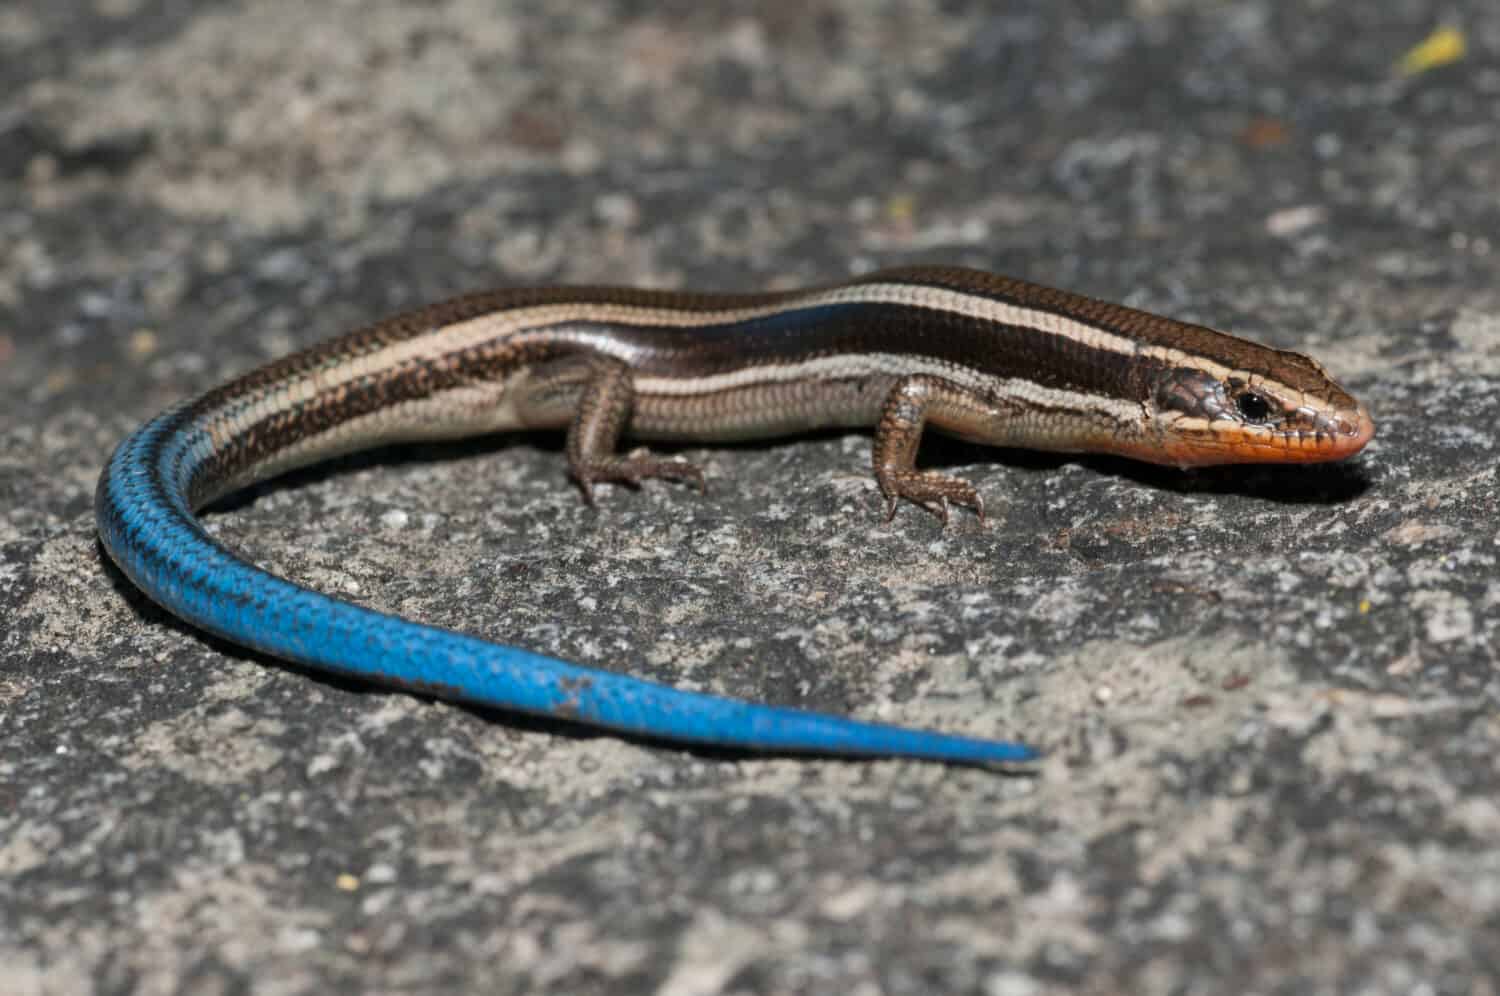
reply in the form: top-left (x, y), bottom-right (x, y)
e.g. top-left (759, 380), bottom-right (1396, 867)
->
top-left (573, 456), bottom-right (706, 503)
top-left (878, 470), bottom-right (986, 527)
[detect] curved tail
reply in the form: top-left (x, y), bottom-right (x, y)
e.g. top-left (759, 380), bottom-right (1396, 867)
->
top-left (95, 410), bottom-right (1037, 766)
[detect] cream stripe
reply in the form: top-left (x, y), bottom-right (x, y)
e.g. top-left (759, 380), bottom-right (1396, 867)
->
top-left (214, 358), bottom-right (1143, 492)
top-left (204, 281), bottom-right (1232, 426)
top-left (204, 380), bottom-right (526, 502)
top-left (629, 351), bottom-right (1137, 423)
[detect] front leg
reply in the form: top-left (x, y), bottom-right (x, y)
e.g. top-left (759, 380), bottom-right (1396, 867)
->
top-left (874, 375), bottom-right (1019, 525)
top-left (566, 358), bottom-right (706, 504)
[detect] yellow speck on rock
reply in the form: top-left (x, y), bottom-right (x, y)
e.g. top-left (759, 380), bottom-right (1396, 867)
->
top-left (1358, 599), bottom-right (1372, 615)
top-left (884, 193), bottom-right (916, 225)
top-left (129, 328), bottom-right (158, 358)
top-left (335, 873), bottom-right (360, 892)
top-left (1397, 26), bottom-right (1465, 77)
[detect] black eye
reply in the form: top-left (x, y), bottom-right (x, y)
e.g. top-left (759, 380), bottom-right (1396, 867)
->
top-left (1234, 391), bottom-right (1272, 423)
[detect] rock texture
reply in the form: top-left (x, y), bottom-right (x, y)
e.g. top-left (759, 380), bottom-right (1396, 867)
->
top-left (3, 2), bottom-right (1497, 993)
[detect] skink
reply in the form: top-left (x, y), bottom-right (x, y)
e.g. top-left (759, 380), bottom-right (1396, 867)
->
top-left (95, 266), bottom-right (1374, 765)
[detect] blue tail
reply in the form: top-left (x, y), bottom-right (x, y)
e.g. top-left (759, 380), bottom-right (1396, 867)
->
top-left (96, 413), bottom-right (1037, 766)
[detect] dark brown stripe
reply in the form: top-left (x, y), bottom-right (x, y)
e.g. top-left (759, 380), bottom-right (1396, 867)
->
top-left (869, 266), bottom-right (1358, 405)
top-left (188, 335), bottom-right (568, 491)
top-left (191, 296), bottom-right (1177, 489)
top-left (561, 302), bottom-right (1172, 402)
top-left (185, 267), bottom-right (1360, 499)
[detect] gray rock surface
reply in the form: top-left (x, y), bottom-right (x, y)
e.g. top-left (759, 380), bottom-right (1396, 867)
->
top-left (3, 1), bottom-right (1498, 993)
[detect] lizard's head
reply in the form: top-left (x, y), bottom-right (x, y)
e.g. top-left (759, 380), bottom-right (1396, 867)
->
top-left (1142, 346), bottom-right (1374, 468)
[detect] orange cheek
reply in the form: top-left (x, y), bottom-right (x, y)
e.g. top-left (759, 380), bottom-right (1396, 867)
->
top-left (1142, 409), bottom-right (1376, 467)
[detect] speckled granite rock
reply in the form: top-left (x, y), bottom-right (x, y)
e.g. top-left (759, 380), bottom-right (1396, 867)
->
top-left (3, 2), bottom-right (1498, 993)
